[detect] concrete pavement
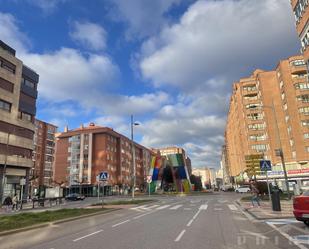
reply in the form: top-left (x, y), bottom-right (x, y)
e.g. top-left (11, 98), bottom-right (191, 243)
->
top-left (0, 193), bottom-right (307, 249)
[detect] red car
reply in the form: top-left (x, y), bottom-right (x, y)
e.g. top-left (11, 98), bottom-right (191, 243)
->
top-left (293, 191), bottom-right (309, 226)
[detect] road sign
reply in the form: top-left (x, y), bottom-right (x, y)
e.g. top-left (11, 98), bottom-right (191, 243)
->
top-left (260, 160), bottom-right (272, 171)
top-left (99, 171), bottom-right (109, 181)
top-left (146, 175), bottom-right (152, 183)
top-left (20, 178), bottom-right (26, 185)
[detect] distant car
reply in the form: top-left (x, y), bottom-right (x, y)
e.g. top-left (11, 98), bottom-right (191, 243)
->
top-left (235, 186), bottom-right (251, 193)
top-left (293, 191), bottom-right (309, 226)
top-left (65, 193), bottom-right (85, 201)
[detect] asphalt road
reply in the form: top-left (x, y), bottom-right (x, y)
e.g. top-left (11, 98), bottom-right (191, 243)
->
top-left (0, 193), bottom-right (308, 249)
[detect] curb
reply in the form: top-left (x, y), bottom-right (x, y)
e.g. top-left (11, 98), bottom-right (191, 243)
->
top-left (236, 200), bottom-right (294, 220)
top-left (0, 208), bottom-right (119, 237)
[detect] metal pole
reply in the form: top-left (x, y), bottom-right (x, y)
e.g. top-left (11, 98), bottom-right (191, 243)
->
top-left (101, 182), bottom-right (104, 208)
top-left (270, 101), bottom-right (290, 199)
top-left (20, 182), bottom-right (24, 210)
top-left (148, 182), bottom-right (150, 197)
top-left (266, 171), bottom-right (271, 203)
top-left (131, 115), bottom-right (136, 199)
top-left (97, 182), bottom-right (100, 203)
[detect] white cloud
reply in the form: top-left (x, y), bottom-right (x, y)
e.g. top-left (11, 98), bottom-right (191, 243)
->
top-left (26, 0), bottom-right (67, 13)
top-left (140, 0), bottom-right (300, 91)
top-left (70, 21), bottom-right (107, 51)
top-left (108, 0), bottom-right (184, 39)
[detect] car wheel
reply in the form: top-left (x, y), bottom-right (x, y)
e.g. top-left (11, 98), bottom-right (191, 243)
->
top-left (304, 220), bottom-right (309, 226)
top-left (247, 190), bottom-right (250, 193)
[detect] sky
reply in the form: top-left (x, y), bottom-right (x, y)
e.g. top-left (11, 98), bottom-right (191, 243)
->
top-left (0, 0), bottom-right (301, 168)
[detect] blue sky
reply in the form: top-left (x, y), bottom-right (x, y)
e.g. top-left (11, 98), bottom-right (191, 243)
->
top-left (0, 0), bottom-right (301, 168)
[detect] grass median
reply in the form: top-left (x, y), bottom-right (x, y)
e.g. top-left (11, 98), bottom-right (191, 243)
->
top-left (0, 208), bottom-right (110, 232)
top-left (91, 199), bottom-right (155, 206)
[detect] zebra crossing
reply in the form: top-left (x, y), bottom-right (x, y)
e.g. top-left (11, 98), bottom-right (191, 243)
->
top-left (129, 203), bottom-right (239, 212)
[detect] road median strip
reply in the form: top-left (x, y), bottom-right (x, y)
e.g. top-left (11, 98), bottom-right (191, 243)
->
top-left (0, 208), bottom-right (118, 236)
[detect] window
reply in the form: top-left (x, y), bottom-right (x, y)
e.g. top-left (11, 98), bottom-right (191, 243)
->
top-left (248, 123), bottom-right (265, 130)
top-left (297, 94), bottom-right (309, 103)
top-left (20, 112), bottom-right (32, 122)
top-left (299, 107), bottom-right (309, 115)
top-left (0, 57), bottom-right (16, 74)
top-left (292, 73), bottom-right (308, 79)
top-left (21, 78), bottom-right (35, 89)
top-left (294, 0), bottom-right (309, 22)
top-left (244, 94), bottom-right (258, 101)
top-left (251, 144), bottom-right (268, 152)
top-left (279, 81), bottom-right (284, 89)
top-left (249, 134), bottom-right (266, 141)
top-left (304, 133), bottom-right (309, 139)
top-left (285, 115), bottom-right (290, 123)
top-left (306, 147), bottom-right (309, 153)
top-left (290, 139), bottom-right (294, 146)
top-left (291, 59), bottom-right (306, 67)
top-left (0, 99), bottom-right (11, 112)
top-left (283, 103), bottom-right (288, 110)
top-left (302, 120), bottom-right (309, 126)
top-left (245, 103), bottom-right (261, 109)
top-left (292, 151), bottom-right (297, 159)
top-left (243, 85), bottom-right (257, 91)
top-left (295, 82), bottom-right (309, 90)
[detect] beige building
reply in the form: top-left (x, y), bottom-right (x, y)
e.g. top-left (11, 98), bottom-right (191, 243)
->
top-left (0, 41), bottom-right (39, 201)
top-left (225, 55), bottom-right (309, 184)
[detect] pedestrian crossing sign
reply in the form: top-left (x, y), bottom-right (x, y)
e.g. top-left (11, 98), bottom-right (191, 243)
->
top-left (259, 160), bottom-right (272, 171)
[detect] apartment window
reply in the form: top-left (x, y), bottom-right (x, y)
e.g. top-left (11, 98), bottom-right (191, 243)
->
top-left (285, 115), bottom-right (290, 123)
top-left (246, 103), bottom-right (261, 109)
top-left (306, 147), bottom-right (309, 153)
top-left (292, 151), bottom-right (297, 159)
top-left (287, 126), bottom-right (292, 134)
top-left (294, 0), bottom-right (309, 22)
top-left (281, 93), bottom-right (285, 100)
top-left (297, 94), bottom-right (309, 103)
top-left (249, 134), bottom-right (266, 141)
top-left (251, 144), bottom-right (268, 152)
top-left (283, 103), bottom-right (288, 110)
top-left (243, 85), bottom-right (257, 91)
top-left (302, 120), bottom-right (309, 126)
top-left (299, 107), bottom-right (309, 115)
top-left (291, 59), bottom-right (306, 67)
top-left (244, 94), bottom-right (258, 101)
top-left (292, 73), bottom-right (308, 79)
top-left (20, 112), bottom-right (32, 122)
top-left (301, 29), bottom-right (309, 50)
top-left (304, 133), bottom-right (309, 139)
top-left (0, 99), bottom-right (11, 112)
top-left (0, 57), bottom-right (16, 74)
top-left (290, 139), bottom-right (294, 146)
top-left (295, 82), bottom-right (309, 90)
top-left (279, 81), bottom-right (284, 89)
top-left (248, 123), bottom-right (265, 130)
top-left (21, 78), bottom-right (35, 89)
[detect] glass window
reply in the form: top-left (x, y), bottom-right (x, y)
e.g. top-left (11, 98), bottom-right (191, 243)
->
top-left (299, 107), bottom-right (309, 115)
top-left (0, 99), bottom-right (11, 112)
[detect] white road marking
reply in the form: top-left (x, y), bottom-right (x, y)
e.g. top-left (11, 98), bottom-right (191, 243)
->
top-left (112, 219), bottom-right (130, 228)
top-left (294, 235), bottom-right (309, 244)
top-left (228, 204), bottom-right (238, 211)
top-left (266, 219), bottom-right (299, 225)
top-left (145, 205), bottom-right (159, 209)
top-left (199, 204), bottom-right (208, 210)
top-left (170, 204), bottom-right (183, 210)
top-left (133, 210), bottom-right (157, 219)
top-left (73, 230), bottom-right (103, 242)
top-left (156, 205), bottom-right (171, 210)
top-left (175, 229), bottom-right (186, 242)
top-left (267, 223), bottom-right (307, 249)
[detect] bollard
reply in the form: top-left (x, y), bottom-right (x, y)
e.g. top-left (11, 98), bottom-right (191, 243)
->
top-left (271, 187), bottom-right (281, 211)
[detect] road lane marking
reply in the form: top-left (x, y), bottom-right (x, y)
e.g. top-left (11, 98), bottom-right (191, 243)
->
top-left (133, 210), bottom-right (157, 219)
top-left (112, 219), bottom-right (130, 228)
top-left (228, 204), bottom-right (238, 211)
top-left (156, 205), bottom-right (171, 210)
top-left (170, 204), bottom-right (183, 210)
top-left (73, 230), bottom-right (103, 242)
top-left (199, 204), bottom-right (208, 210)
top-left (175, 229), bottom-right (186, 242)
top-left (267, 222), bottom-right (307, 249)
top-left (145, 205), bottom-right (159, 209)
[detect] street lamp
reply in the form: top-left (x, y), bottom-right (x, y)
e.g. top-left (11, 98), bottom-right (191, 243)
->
top-left (250, 102), bottom-right (290, 199)
top-left (131, 115), bottom-right (139, 199)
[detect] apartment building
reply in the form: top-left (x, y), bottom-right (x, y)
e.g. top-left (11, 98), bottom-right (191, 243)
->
top-left (0, 40), bottom-right (39, 201)
top-left (31, 119), bottom-right (57, 195)
top-left (225, 55), bottom-right (309, 185)
top-left (53, 123), bottom-right (152, 196)
top-left (291, 0), bottom-right (309, 65)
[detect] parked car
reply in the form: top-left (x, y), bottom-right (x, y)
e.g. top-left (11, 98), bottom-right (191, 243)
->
top-left (235, 186), bottom-right (251, 193)
top-left (293, 191), bottom-right (309, 226)
top-left (65, 193), bottom-right (85, 201)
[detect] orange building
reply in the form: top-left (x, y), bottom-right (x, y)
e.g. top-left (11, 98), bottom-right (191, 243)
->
top-left (53, 123), bottom-right (153, 196)
top-left (225, 55), bottom-right (309, 185)
top-left (291, 0), bottom-right (309, 65)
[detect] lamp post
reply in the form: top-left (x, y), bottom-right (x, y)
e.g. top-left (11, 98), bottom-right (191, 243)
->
top-left (131, 115), bottom-right (139, 199)
top-left (251, 102), bottom-right (290, 199)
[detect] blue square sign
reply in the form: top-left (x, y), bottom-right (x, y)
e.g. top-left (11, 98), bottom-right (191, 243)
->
top-left (260, 160), bottom-right (272, 171)
top-left (99, 171), bottom-right (109, 181)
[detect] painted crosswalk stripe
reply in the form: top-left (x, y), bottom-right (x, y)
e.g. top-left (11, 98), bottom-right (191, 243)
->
top-left (199, 204), bottom-right (208, 210)
top-left (228, 204), bottom-right (238, 211)
top-left (145, 205), bottom-right (159, 209)
top-left (170, 204), bottom-right (183, 210)
top-left (156, 205), bottom-right (171, 210)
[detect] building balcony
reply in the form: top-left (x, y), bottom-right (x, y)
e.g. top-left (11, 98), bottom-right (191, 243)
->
top-left (0, 154), bottom-right (33, 168)
top-left (0, 131), bottom-right (34, 150)
top-left (290, 65), bottom-right (307, 75)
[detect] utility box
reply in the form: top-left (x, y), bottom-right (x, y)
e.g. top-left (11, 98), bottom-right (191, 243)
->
top-left (271, 187), bottom-right (281, 211)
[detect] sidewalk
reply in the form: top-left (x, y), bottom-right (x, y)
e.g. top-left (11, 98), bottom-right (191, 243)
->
top-left (237, 199), bottom-right (294, 220)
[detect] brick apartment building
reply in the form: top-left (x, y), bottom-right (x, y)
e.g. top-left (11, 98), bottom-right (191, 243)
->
top-left (225, 55), bottom-right (309, 186)
top-left (291, 0), bottom-right (309, 66)
top-left (0, 40), bottom-right (39, 201)
top-left (53, 123), bottom-right (153, 196)
top-left (31, 119), bottom-right (57, 196)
